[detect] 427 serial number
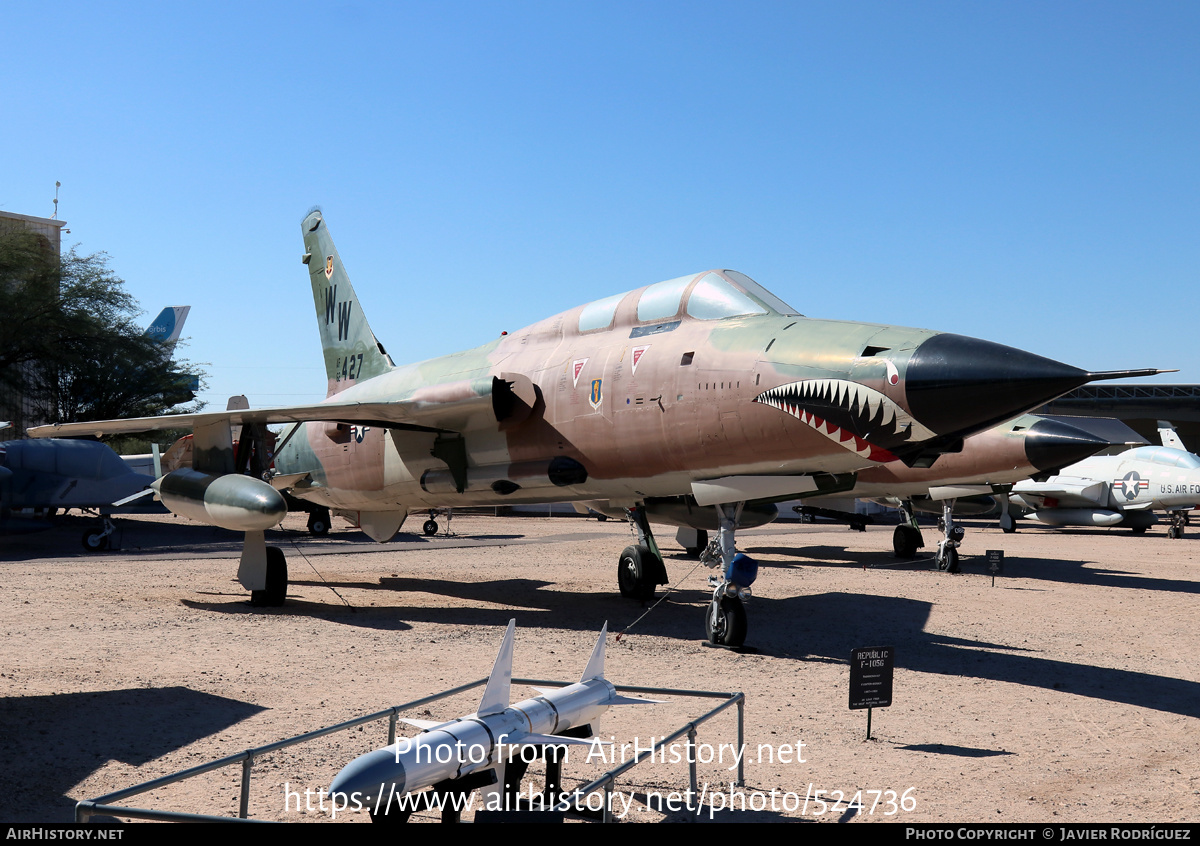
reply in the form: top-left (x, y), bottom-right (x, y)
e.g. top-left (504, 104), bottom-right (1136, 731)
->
top-left (803, 785), bottom-right (917, 816)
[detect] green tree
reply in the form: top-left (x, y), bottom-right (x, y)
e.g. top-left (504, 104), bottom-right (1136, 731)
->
top-left (0, 228), bottom-right (205, 426)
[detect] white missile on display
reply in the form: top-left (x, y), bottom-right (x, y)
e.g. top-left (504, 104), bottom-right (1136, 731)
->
top-left (329, 619), bottom-right (656, 811)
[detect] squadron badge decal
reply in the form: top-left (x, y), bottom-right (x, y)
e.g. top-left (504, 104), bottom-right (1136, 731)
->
top-left (589, 378), bottom-right (603, 411)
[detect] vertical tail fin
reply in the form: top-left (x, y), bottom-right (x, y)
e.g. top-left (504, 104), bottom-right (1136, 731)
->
top-left (475, 619), bottom-right (516, 717)
top-left (300, 209), bottom-right (395, 397)
top-left (579, 622), bottom-right (608, 682)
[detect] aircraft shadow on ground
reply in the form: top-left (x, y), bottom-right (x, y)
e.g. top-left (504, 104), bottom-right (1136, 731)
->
top-left (753, 590), bottom-right (1200, 720)
top-left (747, 541), bottom-right (1200, 596)
top-left (0, 687), bottom-right (264, 822)
top-left (181, 575), bottom-right (706, 638)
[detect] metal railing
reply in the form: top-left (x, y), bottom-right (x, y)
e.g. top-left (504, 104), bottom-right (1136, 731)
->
top-left (75, 678), bottom-right (743, 824)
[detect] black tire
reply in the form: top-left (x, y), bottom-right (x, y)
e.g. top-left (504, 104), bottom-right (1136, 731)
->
top-left (893, 525), bottom-right (918, 558)
top-left (1002, 524), bottom-right (1016, 534)
top-left (1168, 526), bottom-right (1182, 540)
top-left (938, 545), bottom-right (959, 573)
top-left (617, 545), bottom-right (656, 600)
top-left (596, 514), bottom-right (608, 522)
top-left (1131, 526), bottom-right (1148, 535)
top-left (81, 528), bottom-right (109, 552)
top-left (706, 596), bottom-right (747, 647)
top-left (251, 547), bottom-right (288, 607)
top-left (684, 529), bottom-right (708, 558)
top-left (422, 519), bottom-right (439, 536)
top-left (307, 508), bottom-right (331, 536)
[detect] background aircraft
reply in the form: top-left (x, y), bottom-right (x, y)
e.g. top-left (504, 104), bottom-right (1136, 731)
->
top-left (808, 413), bottom-right (1136, 571)
top-left (1, 307), bottom-right (192, 548)
top-left (1010, 445), bottom-right (1200, 538)
top-left (0, 435), bottom-right (155, 548)
top-left (30, 211), bottom-right (1163, 646)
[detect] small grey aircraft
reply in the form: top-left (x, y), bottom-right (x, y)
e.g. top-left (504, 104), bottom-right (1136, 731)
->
top-left (30, 210), bottom-right (1165, 646)
top-left (1010, 445), bottom-right (1200, 538)
top-left (0, 436), bottom-right (155, 548)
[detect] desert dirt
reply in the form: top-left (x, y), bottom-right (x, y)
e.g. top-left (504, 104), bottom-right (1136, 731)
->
top-left (1, 510), bottom-right (1197, 824)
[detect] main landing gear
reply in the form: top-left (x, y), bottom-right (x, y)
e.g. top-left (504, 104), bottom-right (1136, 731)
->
top-left (81, 516), bottom-right (120, 552)
top-left (618, 507), bottom-right (669, 601)
top-left (892, 499), bottom-right (924, 559)
top-left (1167, 510), bottom-right (1187, 540)
top-left (614, 504), bottom-right (757, 647)
top-left (240, 530), bottom-right (288, 607)
top-left (307, 506), bottom-right (331, 536)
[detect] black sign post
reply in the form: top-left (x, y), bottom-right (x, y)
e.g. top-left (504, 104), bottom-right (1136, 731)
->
top-left (986, 549), bottom-right (1004, 586)
top-left (849, 646), bottom-right (895, 740)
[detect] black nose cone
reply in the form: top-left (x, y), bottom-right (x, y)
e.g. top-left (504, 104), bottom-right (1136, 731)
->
top-left (906, 334), bottom-right (1091, 438)
top-left (1024, 418), bottom-right (1112, 472)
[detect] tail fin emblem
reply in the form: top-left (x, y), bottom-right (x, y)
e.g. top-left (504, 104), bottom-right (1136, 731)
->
top-left (324, 255), bottom-right (334, 279)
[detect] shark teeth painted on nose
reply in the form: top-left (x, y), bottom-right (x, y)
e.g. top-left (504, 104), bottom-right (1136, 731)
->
top-left (755, 378), bottom-right (935, 463)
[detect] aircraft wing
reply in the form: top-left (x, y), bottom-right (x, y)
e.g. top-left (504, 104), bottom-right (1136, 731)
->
top-left (27, 373), bottom-right (538, 440)
top-left (1010, 476), bottom-right (1108, 508)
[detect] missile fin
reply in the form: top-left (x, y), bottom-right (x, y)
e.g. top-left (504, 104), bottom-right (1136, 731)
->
top-left (579, 621), bottom-right (607, 682)
top-left (476, 619), bottom-right (516, 717)
top-left (399, 718), bottom-right (448, 730)
top-left (608, 692), bottom-right (666, 705)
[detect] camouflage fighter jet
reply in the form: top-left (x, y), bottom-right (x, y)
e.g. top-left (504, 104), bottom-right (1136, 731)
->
top-left (29, 209), bottom-right (1165, 646)
top-left (841, 413), bottom-right (1137, 570)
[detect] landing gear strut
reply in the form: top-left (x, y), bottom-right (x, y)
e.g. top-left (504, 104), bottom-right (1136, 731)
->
top-left (935, 499), bottom-right (963, 573)
top-left (698, 502), bottom-right (756, 648)
top-left (892, 500), bottom-right (924, 559)
top-left (618, 507), bottom-right (668, 600)
top-left (240, 530), bottom-right (288, 607)
top-left (81, 516), bottom-right (119, 552)
top-left (307, 506), bottom-right (331, 536)
top-left (998, 489), bottom-right (1017, 534)
top-left (1167, 510), bottom-right (1187, 540)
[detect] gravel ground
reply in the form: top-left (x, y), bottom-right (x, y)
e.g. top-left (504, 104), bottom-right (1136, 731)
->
top-left (2, 510), bottom-right (1197, 824)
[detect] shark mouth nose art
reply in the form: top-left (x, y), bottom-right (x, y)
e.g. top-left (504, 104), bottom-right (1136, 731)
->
top-left (755, 378), bottom-right (935, 462)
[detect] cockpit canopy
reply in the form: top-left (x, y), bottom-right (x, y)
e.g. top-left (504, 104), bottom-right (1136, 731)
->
top-left (1125, 446), bottom-right (1200, 469)
top-left (577, 270), bottom-right (802, 334)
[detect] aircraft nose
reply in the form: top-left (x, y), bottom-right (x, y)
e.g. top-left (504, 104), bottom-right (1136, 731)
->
top-left (1024, 418), bottom-right (1112, 472)
top-left (904, 334), bottom-right (1091, 438)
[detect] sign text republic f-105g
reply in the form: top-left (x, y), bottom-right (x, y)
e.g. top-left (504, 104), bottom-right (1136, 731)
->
top-left (31, 209), bottom-right (1164, 646)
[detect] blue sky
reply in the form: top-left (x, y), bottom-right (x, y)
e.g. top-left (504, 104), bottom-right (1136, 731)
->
top-left (4, 2), bottom-right (1197, 408)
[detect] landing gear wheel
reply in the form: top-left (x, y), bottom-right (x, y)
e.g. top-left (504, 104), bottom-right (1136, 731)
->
top-left (684, 529), bottom-right (709, 558)
top-left (1002, 523), bottom-right (1016, 534)
top-left (893, 525), bottom-right (919, 558)
top-left (307, 508), bottom-right (330, 536)
top-left (937, 545), bottom-right (959, 573)
top-left (617, 545), bottom-right (657, 600)
top-left (81, 528), bottom-right (109, 552)
top-left (1131, 526), bottom-right (1148, 535)
top-left (422, 519), bottom-right (439, 536)
top-left (1168, 525), bottom-right (1181, 539)
top-left (251, 547), bottom-right (288, 607)
top-left (706, 595), bottom-right (747, 647)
